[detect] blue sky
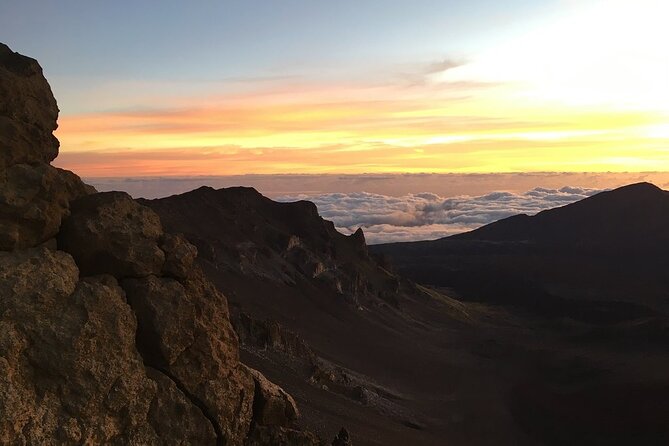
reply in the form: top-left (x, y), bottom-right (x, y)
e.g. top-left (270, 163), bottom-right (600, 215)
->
top-left (2, 0), bottom-right (559, 111)
top-left (2, 0), bottom-right (668, 178)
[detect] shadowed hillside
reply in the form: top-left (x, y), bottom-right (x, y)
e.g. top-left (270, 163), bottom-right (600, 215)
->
top-left (146, 183), bottom-right (669, 445)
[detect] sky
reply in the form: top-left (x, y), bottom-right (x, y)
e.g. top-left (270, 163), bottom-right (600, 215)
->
top-left (2, 0), bottom-right (668, 177)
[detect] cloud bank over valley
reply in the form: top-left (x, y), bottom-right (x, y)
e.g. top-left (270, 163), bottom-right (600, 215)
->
top-left (278, 187), bottom-right (600, 244)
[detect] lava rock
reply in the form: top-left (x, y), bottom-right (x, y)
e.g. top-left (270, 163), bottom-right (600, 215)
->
top-left (0, 248), bottom-right (213, 443)
top-left (123, 272), bottom-right (257, 444)
top-left (160, 233), bottom-right (198, 279)
top-left (247, 366), bottom-right (300, 427)
top-left (0, 164), bottom-right (91, 250)
top-left (58, 191), bottom-right (165, 277)
top-left (0, 43), bottom-right (59, 168)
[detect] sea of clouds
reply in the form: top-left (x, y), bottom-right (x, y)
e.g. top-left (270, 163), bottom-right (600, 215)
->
top-left (278, 186), bottom-right (601, 244)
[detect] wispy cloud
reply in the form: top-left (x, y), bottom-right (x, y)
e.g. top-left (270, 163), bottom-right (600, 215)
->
top-left (53, 52), bottom-right (669, 178)
top-left (423, 58), bottom-right (466, 75)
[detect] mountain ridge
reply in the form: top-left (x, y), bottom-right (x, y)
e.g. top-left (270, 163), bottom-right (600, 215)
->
top-left (451, 182), bottom-right (669, 248)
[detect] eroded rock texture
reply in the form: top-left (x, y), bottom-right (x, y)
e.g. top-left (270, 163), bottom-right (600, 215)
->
top-left (0, 43), bottom-right (59, 168)
top-left (0, 42), bottom-right (318, 445)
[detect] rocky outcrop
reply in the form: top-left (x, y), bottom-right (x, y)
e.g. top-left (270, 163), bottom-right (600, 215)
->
top-left (233, 311), bottom-right (316, 360)
top-left (58, 192), bottom-right (165, 277)
top-left (0, 248), bottom-right (213, 444)
top-left (0, 42), bottom-right (317, 445)
top-left (247, 366), bottom-right (299, 426)
top-left (0, 163), bottom-right (91, 250)
top-left (144, 186), bottom-right (410, 309)
top-left (0, 44), bottom-right (92, 251)
top-left (0, 43), bottom-right (59, 168)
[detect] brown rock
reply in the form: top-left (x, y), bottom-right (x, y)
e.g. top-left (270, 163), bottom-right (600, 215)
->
top-left (0, 248), bottom-right (219, 444)
top-left (0, 163), bottom-right (91, 250)
top-left (0, 43), bottom-right (59, 168)
top-left (122, 275), bottom-right (197, 366)
top-left (160, 233), bottom-right (198, 279)
top-left (58, 191), bottom-right (165, 277)
top-left (247, 366), bottom-right (300, 427)
top-left (146, 367), bottom-right (217, 445)
top-left (123, 272), bottom-right (256, 444)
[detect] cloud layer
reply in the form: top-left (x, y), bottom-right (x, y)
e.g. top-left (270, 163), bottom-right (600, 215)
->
top-left (279, 186), bottom-right (601, 244)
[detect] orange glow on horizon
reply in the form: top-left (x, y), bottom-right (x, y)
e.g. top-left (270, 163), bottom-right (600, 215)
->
top-left (53, 0), bottom-right (669, 178)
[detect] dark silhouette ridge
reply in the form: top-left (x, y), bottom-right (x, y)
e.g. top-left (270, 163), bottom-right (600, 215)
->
top-left (454, 182), bottom-right (669, 249)
top-left (146, 181), bottom-right (669, 445)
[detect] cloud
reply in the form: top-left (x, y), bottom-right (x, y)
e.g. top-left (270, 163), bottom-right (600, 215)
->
top-left (278, 186), bottom-right (602, 244)
top-left (423, 58), bottom-right (466, 75)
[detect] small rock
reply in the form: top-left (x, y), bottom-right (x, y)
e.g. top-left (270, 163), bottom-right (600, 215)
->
top-left (246, 366), bottom-right (300, 426)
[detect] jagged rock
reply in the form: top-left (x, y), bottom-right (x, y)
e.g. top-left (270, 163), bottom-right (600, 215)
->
top-left (0, 43), bottom-right (59, 168)
top-left (160, 233), bottom-right (198, 279)
top-left (331, 428), bottom-right (352, 446)
top-left (145, 368), bottom-right (217, 445)
top-left (58, 191), bottom-right (165, 277)
top-left (233, 311), bottom-right (315, 360)
top-left (0, 163), bottom-right (91, 250)
top-left (0, 248), bottom-right (210, 443)
top-left (247, 366), bottom-right (300, 427)
top-left (122, 272), bottom-right (256, 444)
top-left (122, 275), bottom-right (197, 366)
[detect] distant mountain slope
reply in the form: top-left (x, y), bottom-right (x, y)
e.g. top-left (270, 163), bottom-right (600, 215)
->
top-left (454, 182), bottom-right (669, 248)
top-left (145, 183), bottom-right (669, 446)
top-left (142, 187), bottom-right (506, 446)
top-left (373, 182), bottom-right (669, 315)
top-left (141, 186), bottom-right (405, 309)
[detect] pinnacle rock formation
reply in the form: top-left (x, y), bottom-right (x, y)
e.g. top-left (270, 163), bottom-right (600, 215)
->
top-left (0, 42), bottom-right (318, 445)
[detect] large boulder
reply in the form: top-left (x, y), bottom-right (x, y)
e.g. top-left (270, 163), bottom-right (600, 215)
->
top-left (0, 163), bottom-right (91, 250)
top-left (0, 248), bottom-right (215, 444)
top-left (58, 192), bottom-right (165, 277)
top-left (0, 43), bottom-right (59, 168)
top-left (122, 273), bottom-right (256, 444)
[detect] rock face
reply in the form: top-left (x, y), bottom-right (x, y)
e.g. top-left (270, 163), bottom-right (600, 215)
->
top-left (247, 366), bottom-right (300, 427)
top-left (0, 44), bottom-right (92, 251)
top-left (0, 163), bottom-right (91, 250)
top-left (143, 186), bottom-right (405, 309)
top-left (0, 43), bottom-right (59, 168)
top-left (0, 248), bottom-right (215, 444)
top-left (0, 42), bottom-right (317, 445)
top-left (58, 191), bottom-right (166, 277)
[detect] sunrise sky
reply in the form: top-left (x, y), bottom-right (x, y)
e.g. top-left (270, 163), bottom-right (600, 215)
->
top-left (2, 0), bottom-right (668, 177)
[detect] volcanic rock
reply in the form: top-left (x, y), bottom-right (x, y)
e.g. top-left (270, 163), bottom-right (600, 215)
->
top-left (58, 191), bottom-right (165, 277)
top-left (0, 163), bottom-right (91, 250)
top-left (247, 366), bottom-right (300, 427)
top-left (0, 248), bottom-right (212, 443)
top-left (0, 43), bottom-right (59, 168)
top-left (160, 233), bottom-right (198, 279)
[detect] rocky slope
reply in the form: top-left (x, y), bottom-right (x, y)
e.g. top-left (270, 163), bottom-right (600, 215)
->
top-left (0, 42), bottom-right (321, 445)
top-left (145, 181), bottom-right (669, 445)
top-left (141, 186), bottom-right (535, 446)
